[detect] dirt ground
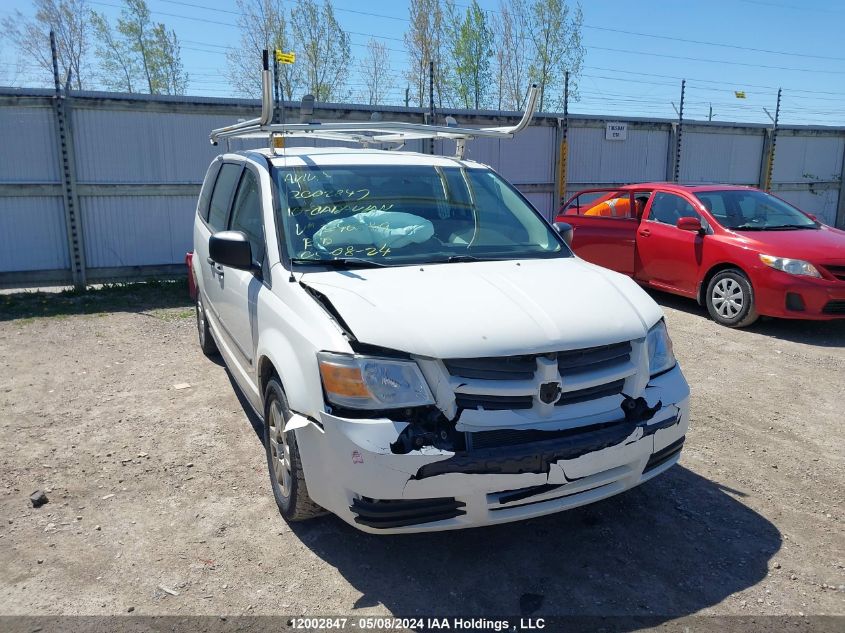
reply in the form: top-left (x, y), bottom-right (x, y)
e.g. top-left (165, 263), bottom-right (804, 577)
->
top-left (0, 282), bottom-right (843, 627)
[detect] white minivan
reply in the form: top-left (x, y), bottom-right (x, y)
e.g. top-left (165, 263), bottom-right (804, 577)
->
top-left (189, 143), bottom-right (690, 533)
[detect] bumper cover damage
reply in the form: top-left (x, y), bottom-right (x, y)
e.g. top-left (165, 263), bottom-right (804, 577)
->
top-left (413, 396), bottom-right (677, 480)
top-left (303, 366), bottom-right (690, 532)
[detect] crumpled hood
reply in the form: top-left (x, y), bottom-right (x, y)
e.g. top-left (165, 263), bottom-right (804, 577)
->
top-left (300, 258), bottom-right (663, 358)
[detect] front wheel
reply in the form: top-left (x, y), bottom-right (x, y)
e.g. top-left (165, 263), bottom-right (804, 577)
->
top-left (705, 269), bottom-right (759, 328)
top-left (264, 378), bottom-right (324, 522)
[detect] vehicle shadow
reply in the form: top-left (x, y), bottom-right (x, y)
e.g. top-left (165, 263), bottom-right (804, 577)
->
top-left (646, 288), bottom-right (845, 348)
top-left (286, 465), bottom-right (779, 625)
top-left (0, 279), bottom-right (192, 321)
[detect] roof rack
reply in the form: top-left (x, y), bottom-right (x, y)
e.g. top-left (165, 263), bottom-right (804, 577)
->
top-left (210, 51), bottom-right (540, 159)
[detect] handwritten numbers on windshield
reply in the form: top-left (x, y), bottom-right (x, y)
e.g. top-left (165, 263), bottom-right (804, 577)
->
top-left (329, 244), bottom-right (392, 258)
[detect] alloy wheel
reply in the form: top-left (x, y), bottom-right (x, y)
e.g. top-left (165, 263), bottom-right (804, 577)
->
top-left (267, 400), bottom-right (292, 498)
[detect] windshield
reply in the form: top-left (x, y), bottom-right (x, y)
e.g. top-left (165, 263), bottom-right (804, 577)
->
top-left (694, 189), bottom-right (817, 230)
top-left (273, 164), bottom-right (567, 266)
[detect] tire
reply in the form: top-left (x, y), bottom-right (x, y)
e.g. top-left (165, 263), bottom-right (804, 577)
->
top-left (263, 378), bottom-right (324, 521)
top-left (196, 295), bottom-right (219, 356)
top-left (705, 269), bottom-right (759, 328)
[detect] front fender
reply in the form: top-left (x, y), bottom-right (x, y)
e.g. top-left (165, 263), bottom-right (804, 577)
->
top-left (254, 279), bottom-right (352, 416)
top-left (255, 328), bottom-right (324, 416)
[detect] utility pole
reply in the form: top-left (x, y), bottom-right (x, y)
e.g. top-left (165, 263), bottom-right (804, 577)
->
top-left (763, 88), bottom-right (782, 192)
top-left (404, 85), bottom-right (410, 108)
top-left (51, 30), bottom-right (86, 290)
top-left (708, 103), bottom-right (713, 122)
top-left (674, 79), bottom-right (685, 183)
top-left (428, 60), bottom-right (435, 154)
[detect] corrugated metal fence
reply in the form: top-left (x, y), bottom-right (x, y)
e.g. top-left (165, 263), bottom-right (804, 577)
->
top-left (1, 87), bottom-right (844, 288)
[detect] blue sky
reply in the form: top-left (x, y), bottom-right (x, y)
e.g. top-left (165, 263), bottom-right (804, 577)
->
top-left (2, 0), bottom-right (844, 126)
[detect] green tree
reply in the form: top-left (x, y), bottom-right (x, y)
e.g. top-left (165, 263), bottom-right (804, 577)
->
top-left (92, 0), bottom-right (188, 95)
top-left (495, 0), bottom-right (533, 111)
top-left (226, 0), bottom-right (303, 100)
top-left (1, 0), bottom-right (93, 90)
top-left (403, 0), bottom-right (447, 108)
top-left (150, 24), bottom-right (187, 95)
top-left (91, 10), bottom-right (139, 92)
top-left (452, 0), bottom-right (494, 109)
top-left (528, 0), bottom-right (584, 111)
top-left (291, 0), bottom-right (351, 102)
top-left (359, 38), bottom-right (394, 106)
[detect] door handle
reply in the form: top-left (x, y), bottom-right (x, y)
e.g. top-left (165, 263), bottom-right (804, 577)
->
top-left (639, 228), bottom-right (651, 237)
top-left (206, 257), bottom-right (224, 277)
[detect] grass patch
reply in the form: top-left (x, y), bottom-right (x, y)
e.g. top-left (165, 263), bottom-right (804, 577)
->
top-left (1, 279), bottom-right (193, 322)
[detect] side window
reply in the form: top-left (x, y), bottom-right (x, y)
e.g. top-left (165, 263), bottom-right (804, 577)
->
top-left (583, 193), bottom-right (635, 218)
top-left (198, 162), bottom-right (221, 222)
top-left (207, 163), bottom-right (242, 231)
top-left (648, 192), bottom-right (701, 226)
top-left (632, 192), bottom-right (652, 219)
top-left (564, 191), bottom-right (631, 217)
top-left (229, 170), bottom-right (265, 264)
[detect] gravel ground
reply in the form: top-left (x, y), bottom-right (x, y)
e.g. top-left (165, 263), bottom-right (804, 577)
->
top-left (0, 283), bottom-right (843, 626)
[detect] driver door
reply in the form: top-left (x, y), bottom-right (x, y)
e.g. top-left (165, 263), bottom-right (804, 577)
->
top-left (636, 192), bottom-right (705, 296)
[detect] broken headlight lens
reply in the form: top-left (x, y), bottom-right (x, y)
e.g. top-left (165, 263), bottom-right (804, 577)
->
top-left (317, 352), bottom-right (435, 410)
top-left (647, 320), bottom-right (676, 377)
top-left (759, 254), bottom-right (821, 278)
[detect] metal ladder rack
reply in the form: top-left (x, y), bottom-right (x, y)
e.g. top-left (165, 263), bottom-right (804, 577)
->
top-left (210, 51), bottom-right (540, 159)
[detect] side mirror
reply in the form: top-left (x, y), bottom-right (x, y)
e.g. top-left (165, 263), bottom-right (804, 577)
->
top-left (209, 231), bottom-right (254, 271)
top-left (805, 213), bottom-right (818, 222)
top-left (676, 217), bottom-right (704, 234)
top-left (554, 221), bottom-right (574, 247)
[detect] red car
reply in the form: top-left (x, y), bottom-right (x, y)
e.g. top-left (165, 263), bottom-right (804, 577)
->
top-left (556, 183), bottom-right (845, 327)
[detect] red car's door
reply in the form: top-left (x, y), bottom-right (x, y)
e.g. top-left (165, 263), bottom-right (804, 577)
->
top-left (558, 190), bottom-right (648, 276)
top-left (636, 191), bottom-right (706, 296)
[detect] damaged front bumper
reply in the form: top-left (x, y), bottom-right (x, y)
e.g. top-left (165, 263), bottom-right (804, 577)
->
top-left (300, 366), bottom-right (690, 534)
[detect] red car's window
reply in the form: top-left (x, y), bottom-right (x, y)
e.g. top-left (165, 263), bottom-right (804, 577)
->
top-left (647, 192), bottom-right (702, 226)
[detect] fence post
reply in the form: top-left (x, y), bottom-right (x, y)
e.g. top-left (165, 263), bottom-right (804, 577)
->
top-left (666, 123), bottom-right (678, 181)
top-left (50, 30), bottom-right (86, 289)
top-left (758, 128), bottom-right (773, 189)
top-left (760, 88), bottom-right (782, 192)
top-left (674, 79), bottom-right (685, 182)
top-left (555, 71), bottom-right (570, 215)
top-left (836, 137), bottom-right (845, 229)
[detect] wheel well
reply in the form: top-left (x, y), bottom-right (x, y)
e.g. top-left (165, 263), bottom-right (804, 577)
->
top-left (698, 264), bottom-right (747, 305)
top-left (257, 356), bottom-right (278, 403)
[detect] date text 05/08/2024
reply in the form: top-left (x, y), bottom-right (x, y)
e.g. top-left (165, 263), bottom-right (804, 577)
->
top-left (287, 617), bottom-right (547, 631)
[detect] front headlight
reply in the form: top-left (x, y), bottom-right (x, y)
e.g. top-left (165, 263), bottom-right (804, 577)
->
top-left (759, 254), bottom-right (820, 278)
top-left (317, 352), bottom-right (434, 409)
top-left (647, 320), bottom-right (676, 377)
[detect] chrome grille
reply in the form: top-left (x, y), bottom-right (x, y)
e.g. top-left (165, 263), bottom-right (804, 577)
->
top-left (445, 341), bottom-right (635, 413)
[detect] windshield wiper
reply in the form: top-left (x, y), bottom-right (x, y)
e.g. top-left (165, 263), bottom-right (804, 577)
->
top-left (730, 224), bottom-right (767, 231)
top-left (442, 255), bottom-right (499, 263)
top-left (761, 224), bottom-right (818, 230)
top-left (731, 223), bottom-right (817, 231)
top-left (291, 257), bottom-right (391, 268)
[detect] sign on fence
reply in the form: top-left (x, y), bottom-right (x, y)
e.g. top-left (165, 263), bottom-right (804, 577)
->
top-left (605, 122), bottom-right (627, 141)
